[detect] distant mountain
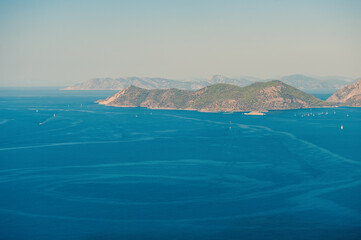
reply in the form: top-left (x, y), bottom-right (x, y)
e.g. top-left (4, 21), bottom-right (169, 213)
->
top-left (274, 74), bottom-right (355, 91)
top-left (63, 74), bottom-right (356, 91)
top-left (62, 77), bottom-right (205, 90)
top-left (97, 81), bottom-right (328, 112)
top-left (327, 79), bottom-right (361, 107)
top-left (206, 74), bottom-right (256, 87)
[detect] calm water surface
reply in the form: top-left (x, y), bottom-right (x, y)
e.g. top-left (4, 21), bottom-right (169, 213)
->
top-left (0, 88), bottom-right (360, 240)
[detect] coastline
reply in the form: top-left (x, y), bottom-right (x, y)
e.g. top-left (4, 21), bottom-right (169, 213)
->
top-left (96, 101), bottom-right (336, 114)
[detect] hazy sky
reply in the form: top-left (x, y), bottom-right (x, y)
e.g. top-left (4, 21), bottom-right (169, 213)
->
top-left (0, 0), bottom-right (360, 86)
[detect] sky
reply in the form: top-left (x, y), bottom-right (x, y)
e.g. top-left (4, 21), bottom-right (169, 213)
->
top-left (0, 0), bottom-right (360, 86)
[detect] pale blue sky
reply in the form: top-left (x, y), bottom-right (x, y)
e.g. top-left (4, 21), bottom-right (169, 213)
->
top-left (0, 0), bottom-right (360, 86)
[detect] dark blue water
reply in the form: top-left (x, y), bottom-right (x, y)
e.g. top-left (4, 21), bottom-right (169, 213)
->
top-left (0, 88), bottom-right (361, 240)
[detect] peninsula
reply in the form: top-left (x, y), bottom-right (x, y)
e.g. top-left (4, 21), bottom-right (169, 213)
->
top-left (327, 79), bottom-right (361, 107)
top-left (97, 81), bottom-right (329, 112)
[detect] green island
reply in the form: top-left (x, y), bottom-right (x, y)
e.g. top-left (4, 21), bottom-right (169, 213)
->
top-left (97, 80), bottom-right (331, 113)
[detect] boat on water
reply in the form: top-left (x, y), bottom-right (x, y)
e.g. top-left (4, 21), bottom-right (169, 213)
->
top-left (341, 125), bottom-right (343, 130)
top-left (244, 111), bottom-right (265, 116)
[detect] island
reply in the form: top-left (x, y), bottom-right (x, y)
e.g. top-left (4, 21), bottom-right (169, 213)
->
top-left (97, 80), bottom-right (330, 113)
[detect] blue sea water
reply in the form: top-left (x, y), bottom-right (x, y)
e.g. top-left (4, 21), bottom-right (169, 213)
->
top-left (0, 88), bottom-right (360, 240)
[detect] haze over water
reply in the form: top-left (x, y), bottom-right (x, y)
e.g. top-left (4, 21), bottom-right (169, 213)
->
top-left (0, 89), bottom-right (360, 240)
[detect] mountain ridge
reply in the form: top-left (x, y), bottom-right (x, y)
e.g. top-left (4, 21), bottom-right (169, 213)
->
top-left (62, 77), bottom-right (205, 91)
top-left (64, 74), bottom-right (357, 91)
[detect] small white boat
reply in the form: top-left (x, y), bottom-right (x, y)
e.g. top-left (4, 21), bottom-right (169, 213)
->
top-left (341, 125), bottom-right (343, 130)
top-left (53, 114), bottom-right (56, 117)
top-left (36, 109), bottom-right (38, 113)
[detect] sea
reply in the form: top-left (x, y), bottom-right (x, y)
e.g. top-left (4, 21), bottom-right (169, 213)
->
top-left (0, 88), bottom-right (360, 240)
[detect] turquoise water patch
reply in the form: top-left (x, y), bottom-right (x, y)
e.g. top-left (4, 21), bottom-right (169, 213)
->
top-left (0, 88), bottom-right (360, 240)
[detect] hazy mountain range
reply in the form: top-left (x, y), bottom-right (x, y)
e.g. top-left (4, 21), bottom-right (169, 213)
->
top-left (97, 81), bottom-right (328, 112)
top-left (62, 77), bottom-right (205, 91)
top-left (63, 74), bottom-right (357, 92)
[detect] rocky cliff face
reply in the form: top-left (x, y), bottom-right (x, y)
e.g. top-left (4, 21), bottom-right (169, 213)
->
top-left (327, 80), bottom-right (361, 107)
top-left (97, 81), bottom-right (328, 112)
